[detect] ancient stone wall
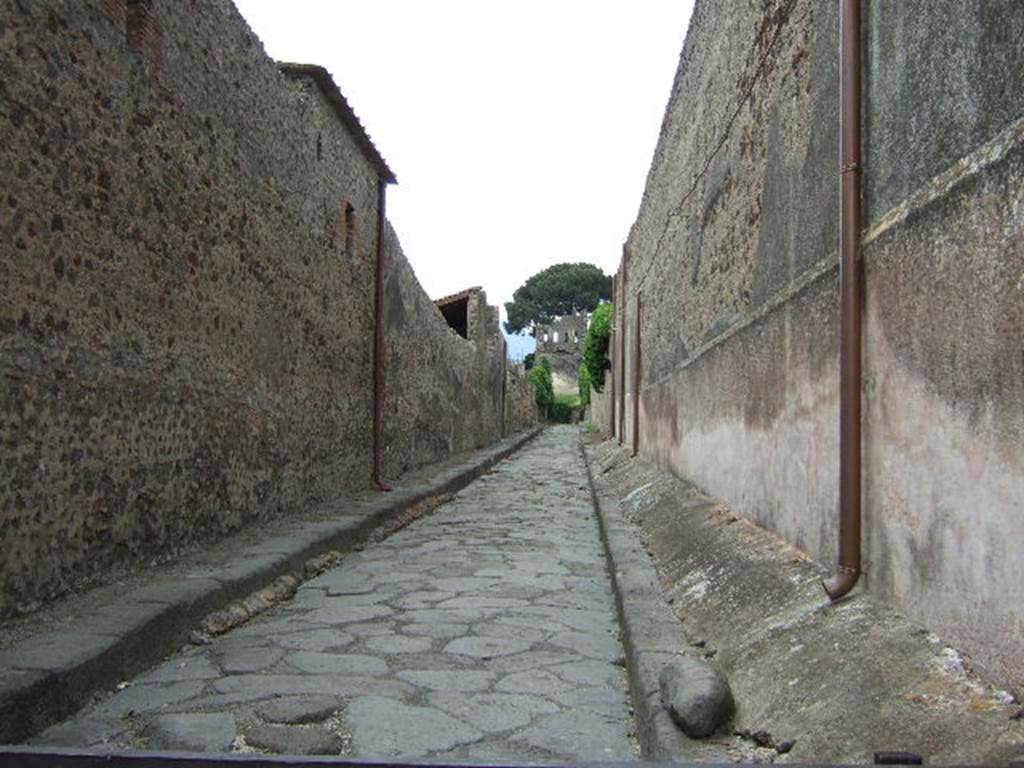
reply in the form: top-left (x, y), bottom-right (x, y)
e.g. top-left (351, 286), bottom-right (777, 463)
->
top-left (0, 0), bottom-right (531, 617)
top-left (504, 363), bottom-right (541, 436)
top-left (618, 0), bottom-right (1024, 692)
top-left (535, 314), bottom-right (587, 355)
top-left (381, 227), bottom-right (517, 480)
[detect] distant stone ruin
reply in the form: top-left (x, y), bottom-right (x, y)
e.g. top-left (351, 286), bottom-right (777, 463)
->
top-left (534, 312), bottom-right (589, 396)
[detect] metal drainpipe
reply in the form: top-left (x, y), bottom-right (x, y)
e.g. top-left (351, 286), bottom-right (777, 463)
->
top-left (618, 249), bottom-right (629, 444)
top-left (824, 0), bottom-right (863, 600)
top-left (632, 292), bottom-right (642, 457)
top-left (500, 346), bottom-right (508, 439)
top-left (606, 276), bottom-right (614, 436)
top-left (372, 177), bottom-right (391, 491)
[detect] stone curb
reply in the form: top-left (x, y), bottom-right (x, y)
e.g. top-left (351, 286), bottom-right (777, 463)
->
top-left (579, 437), bottom-right (695, 761)
top-left (0, 427), bottom-right (544, 745)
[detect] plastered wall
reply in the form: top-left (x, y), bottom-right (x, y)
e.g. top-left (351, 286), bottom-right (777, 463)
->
top-left (618, 0), bottom-right (1024, 693)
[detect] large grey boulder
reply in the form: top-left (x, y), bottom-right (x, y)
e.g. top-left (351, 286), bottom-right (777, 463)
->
top-left (659, 657), bottom-right (735, 738)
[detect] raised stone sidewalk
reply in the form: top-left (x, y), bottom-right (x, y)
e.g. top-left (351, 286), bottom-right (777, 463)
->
top-left (0, 428), bottom-right (542, 746)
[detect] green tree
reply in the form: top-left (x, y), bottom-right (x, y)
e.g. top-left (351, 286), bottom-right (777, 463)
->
top-left (504, 263), bottom-right (612, 335)
top-left (582, 302), bottom-right (612, 391)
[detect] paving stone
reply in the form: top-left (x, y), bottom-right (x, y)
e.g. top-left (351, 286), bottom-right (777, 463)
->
top-left (400, 608), bottom-right (498, 624)
top-left (549, 658), bottom-right (626, 687)
top-left (213, 673), bottom-right (415, 700)
top-left (347, 696), bottom-right (483, 758)
top-left (547, 629), bottom-right (621, 660)
top-left (218, 645), bottom-right (286, 674)
top-left (485, 649), bottom-right (580, 674)
top-left (94, 680), bottom-right (207, 717)
top-left (312, 573), bottom-right (377, 594)
top-left (256, 695), bottom-right (341, 724)
top-left (393, 590), bottom-right (452, 606)
top-left (244, 723), bottom-right (346, 755)
top-left (31, 715), bottom-right (129, 747)
top-left (365, 635), bottom-right (434, 654)
top-left (511, 706), bottom-right (634, 760)
top-left (320, 590), bottom-right (392, 604)
top-left (428, 692), bottom-right (560, 733)
top-left (276, 628), bottom-right (355, 652)
top-left (396, 670), bottom-right (495, 693)
top-left (166, 690), bottom-right (280, 711)
top-left (399, 622), bottom-right (471, 638)
top-left (515, 605), bottom-right (616, 633)
top-left (143, 713), bottom-right (236, 752)
top-left (284, 652), bottom-right (389, 677)
top-left (231, 618), bottom-right (328, 638)
top-left (286, 588), bottom-right (327, 611)
top-left (495, 668), bottom-right (575, 696)
top-left (311, 603), bottom-right (393, 624)
top-left (436, 595), bottom-right (531, 610)
top-left (459, 740), bottom-right (563, 763)
top-left (344, 622), bottom-right (396, 638)
top-left (444, 636), bottom-right (535, 659)
top-left (544, 685), bottom-right (633, 718)
top-left (430, 577), bottom-right (501, 593)
top-left (472, 622), bottom-right (549, 645)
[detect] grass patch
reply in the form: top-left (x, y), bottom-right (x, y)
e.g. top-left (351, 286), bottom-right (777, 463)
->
top-left (553, 393), bottom-right (582, 407)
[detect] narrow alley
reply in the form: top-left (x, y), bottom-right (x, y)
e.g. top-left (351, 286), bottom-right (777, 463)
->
top-left (30, 427), bottom-right (638, 762)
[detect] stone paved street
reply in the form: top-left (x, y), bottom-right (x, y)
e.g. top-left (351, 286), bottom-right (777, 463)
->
top-left (33, 426), bottom-right (637, 762)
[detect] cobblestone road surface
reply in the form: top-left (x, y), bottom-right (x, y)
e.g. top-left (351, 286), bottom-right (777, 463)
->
top-left (34, 426), bottom-right (637, 762)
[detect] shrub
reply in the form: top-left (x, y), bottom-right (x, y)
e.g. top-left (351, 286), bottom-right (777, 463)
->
top-left (548, 401), bottom-right (574, 423)
top-left (582, 302), bottom-right (612, 392)
top-left (578, 364), bottom-right (592, 406)
top-left (528, 357), bottom-right (554, 414)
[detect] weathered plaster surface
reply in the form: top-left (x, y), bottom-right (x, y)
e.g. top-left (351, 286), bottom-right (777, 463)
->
top-left (590, 440), bottom-right (1024, 764)
top-left (620, 0), bottom-right (1024, 692)
top-left (586, 388), bottom-right (613, 438)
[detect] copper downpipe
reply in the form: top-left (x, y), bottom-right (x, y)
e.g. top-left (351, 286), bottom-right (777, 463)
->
top-left (824, 0), bottom-right (863, 600)
top-left (610, 275), bottom-right (617, 437)
top-left (372, 178), bottom-right (390, 491)
top-left (632, 292), bottom-right (642, 457)
top-left (618, 249), bottom-right (629, 445)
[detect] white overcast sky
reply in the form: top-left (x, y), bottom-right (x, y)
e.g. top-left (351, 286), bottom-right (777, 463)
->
top-left (233, 1), bottom-right (694, 354)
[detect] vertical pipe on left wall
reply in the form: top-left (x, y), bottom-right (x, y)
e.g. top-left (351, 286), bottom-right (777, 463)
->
top-left (372, 178), bottom-right (390, 490)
